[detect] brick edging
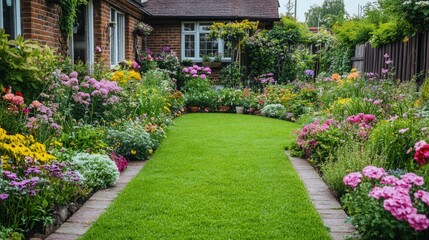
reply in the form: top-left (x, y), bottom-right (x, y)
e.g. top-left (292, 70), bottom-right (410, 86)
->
top-left (285, 152), bottom-right (355, 240)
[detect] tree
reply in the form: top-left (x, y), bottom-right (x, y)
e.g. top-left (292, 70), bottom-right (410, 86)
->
top-left (284, 0), bottom-right (295, 18)
top-left (305, 0), bottom-right (346, 28)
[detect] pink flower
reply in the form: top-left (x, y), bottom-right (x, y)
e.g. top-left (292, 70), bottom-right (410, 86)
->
top-left (362, 166), bottom-right (386, 179)
top-left (414, 140), bottom-right (427, 151)
top-left (401, 173), bottom-right (424, 186)
top-left (2, 93), bottom-right (14, 101)
top-left (11, 95), bottom-right (24, 106)
top-left (414, 190), bottom-right (429, 206)
top-left (407, 213), bottom-right (429, 231)
top-left (200, 74), bottom-right (206, 79)
top-left (69, 71), bottom-right (78, 79)
top-left (31, 100), bottom-right (42, 109)
top-left (398, 128), bottom-right (409, 134)
top-left (182, 68), bottom-right (189, 73)
top-left (381, 175), bottom-right (400, 185)
top-left (95, 46), bottom-right (102, 53)
top-left (343, 172), bottom-right (362, 188)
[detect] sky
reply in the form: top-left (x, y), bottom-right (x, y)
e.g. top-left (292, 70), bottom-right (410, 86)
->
top-left (279, 0), bottom-right (375, 22)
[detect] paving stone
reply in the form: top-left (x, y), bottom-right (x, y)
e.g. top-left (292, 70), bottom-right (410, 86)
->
top-left (54, 222), bottom-right (91, 235)
top-left (83, 200), bottom-right (111, 209)
top-left (90, 191), bottom-right (118, 201)
top-left (45, 233), bottom-right (80, 240)
top-left (67, 207), bottom-right (105, 224)
top-left (286, 151), bottom-right (355, 239)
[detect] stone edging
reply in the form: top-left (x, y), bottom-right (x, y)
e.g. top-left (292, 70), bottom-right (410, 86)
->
top-left (285, 152), bottom-right (355, 240)
top-left (46, 161), bottom-right (147, 240)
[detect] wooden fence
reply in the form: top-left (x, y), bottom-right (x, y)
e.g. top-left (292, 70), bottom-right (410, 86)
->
top-left (352, 31), bottom-right (429, 83)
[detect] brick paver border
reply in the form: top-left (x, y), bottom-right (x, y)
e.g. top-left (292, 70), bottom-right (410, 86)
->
top-left (46, 161), bottom-right (147, 240)
top-left (286, 152), bottom-right (355, 240)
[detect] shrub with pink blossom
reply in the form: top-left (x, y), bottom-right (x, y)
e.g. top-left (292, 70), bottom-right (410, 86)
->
top-left (342, 166), bottom-right (429, 239)
top-left (182, 65), bottom-right (212, 80)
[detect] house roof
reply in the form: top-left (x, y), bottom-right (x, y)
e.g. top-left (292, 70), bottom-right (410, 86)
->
top-left (144, 0), bottom-right (280, 20)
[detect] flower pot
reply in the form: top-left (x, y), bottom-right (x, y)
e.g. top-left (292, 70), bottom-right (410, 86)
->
top-left (218, 106), bottom-right (230, 112)
top-left (189, 106), bottom-right (199, 113)
top-left (235, 106), bottom-right (244, 114)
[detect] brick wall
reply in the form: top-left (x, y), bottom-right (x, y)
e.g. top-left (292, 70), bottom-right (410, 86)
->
top-left (146, 22), bottom-right (181, 58)
top-left (21, 0), bottom-right (64, 50)
top-left (93, 0), bottom-right (111, 62)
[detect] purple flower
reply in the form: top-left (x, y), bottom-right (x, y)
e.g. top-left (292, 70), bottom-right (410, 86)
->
top-left (95, 46), bottom-right (102, 53)
top-left (304, 69), bottom-right (314, 76)
top-left (69, 71), bottom-right (78, 79)
top-left (384, 53), bottom-right (390, 59)
top-left (0, 193), bottom-right (9, 200)
top-left (25, 166), bottom-right (42, 176)
top-left (200, 74), bottom-right (206, 79)
top-left (382, 68), bottom-right (388, 75)
top-left (3, 171), bottom-right (18, 180)
top-left (162, 46), bottom-right (171, 52)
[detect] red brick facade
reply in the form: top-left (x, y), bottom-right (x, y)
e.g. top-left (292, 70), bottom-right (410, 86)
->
top-left (19, 0), bottom-right (144, 64)
top-left (146, 21), bottom-right (181, 57)
top-left (21, 0), bottom-right (63, 50)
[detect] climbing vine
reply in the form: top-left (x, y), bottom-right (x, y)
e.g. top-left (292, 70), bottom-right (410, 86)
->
top-left (58, 0), bottom-right (88, 38)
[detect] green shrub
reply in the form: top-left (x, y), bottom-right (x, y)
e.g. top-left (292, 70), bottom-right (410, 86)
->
top-left (106, 121), bottom-right (155, 160)
top-left (370, 21), bottom-right (405, 47)
top-left (0, 30), bottom-right (58, 100)
top-left (219, 62), bottom-right (242, 88)
top-left (261, 104), bottom-right (286, 118)
top-left (61, 125), bottom-right (108, 154)
top-left (322, 142), bottom-right (386, 197)
top-left (332, 19), bottom-right (375, 47)
top-left (71, 153), bottom-right (119, 190)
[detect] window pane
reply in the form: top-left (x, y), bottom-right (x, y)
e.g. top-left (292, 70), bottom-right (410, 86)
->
top-left (2, 0), bottom-right (16, 38)
top-left (183, 23), bottom-right (195, 32)
top-left (110, 9), bottom-right (116, 65)
top-left (117, 13), bottom-right (125, 62)
top-left (199, 33), bottom-right (218, 57)
top-left (223, 41), bottom-right (232, 58)
top-left (199, 23), bottom-right (211, 32)
top-left (184, 34), bottom-right (195, 58)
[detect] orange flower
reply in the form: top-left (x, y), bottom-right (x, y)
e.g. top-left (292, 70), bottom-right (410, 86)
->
top-left (331, 73), bottom-right (341, 81)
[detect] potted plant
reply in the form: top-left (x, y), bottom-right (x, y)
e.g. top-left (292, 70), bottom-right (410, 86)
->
top-left (234, 90), bottom-right (245, 114)
top-left (202, 54), bottom-right (222, 68)
top-left (217, 88), bottom-right (236, 112)
top-left (185, 93), bottom-right (200, 112)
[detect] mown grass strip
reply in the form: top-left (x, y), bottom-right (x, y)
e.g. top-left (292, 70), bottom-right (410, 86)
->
top-left (81, 114), bottom-right (330, 239)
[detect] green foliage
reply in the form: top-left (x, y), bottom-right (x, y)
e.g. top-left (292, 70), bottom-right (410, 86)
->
top-left (368, 118), bottom-right (426, 170)
top-left (60, 124), bottom-right (108, 154)
top-left (59, 0), bottom-right (88, 37)
top-left (332, 19), bottom-right (375, 47)
top-left (261, 104), bottom-right (286, 118)
top-left (106, 121), bottom-right (155, 161)
top-left (305, 0), bottom-right (346, 28)
top-left (0, 226), bottom-right (24, 240)
top-left (0, 30), bottom-right (58, 99)
top-left (370, 20), bottom-right (407, 47)
top-left (322, 142), bottom-right (386, 197)
top-left (219, 62), bottom-right (243, 88)
top-left (71, 153), bottom-right (119, 190)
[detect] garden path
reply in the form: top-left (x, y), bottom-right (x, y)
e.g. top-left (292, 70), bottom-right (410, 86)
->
top-left (49, 114), bottom-right (350, 239)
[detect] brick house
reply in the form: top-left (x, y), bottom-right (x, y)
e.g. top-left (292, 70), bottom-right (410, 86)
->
top-left (143, 0), bottom-right (280, 63)
top-left (1, 0), bottom-right (146, 67)
top-left (1, 0), bottom-right (279, 70)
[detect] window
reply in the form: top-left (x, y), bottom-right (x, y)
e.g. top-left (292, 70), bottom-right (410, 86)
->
top-left (110, 8), bottom-right (125, 66)
top-left (181, 22), bottom-right (231, 61)
top-left (0, 0), bottom-right (21, 39)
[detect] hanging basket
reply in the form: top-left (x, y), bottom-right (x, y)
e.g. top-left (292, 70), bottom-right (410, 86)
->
top-left (134, 22), bottom-right (153, 37)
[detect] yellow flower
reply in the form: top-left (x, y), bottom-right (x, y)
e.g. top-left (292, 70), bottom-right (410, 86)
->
top-left (149, 149), bottom-right (153, 155)
top-left (163, 106), bottom-right (171, 113)
top-left (131, 149), bottom-right (137, 155)
top-left (415, 99), bottom-right (421, 107)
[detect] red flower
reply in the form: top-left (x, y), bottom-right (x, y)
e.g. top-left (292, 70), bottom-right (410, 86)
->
top-left (15, 91), bottom-right (23, 96)
top-left (414, 144), bottom-right (429, 165)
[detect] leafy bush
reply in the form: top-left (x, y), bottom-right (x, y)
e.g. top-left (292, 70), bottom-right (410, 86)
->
top-left (261, 104), bottom-right (286, 118)
top-left (106, 121), bottom-right (155, 161)
top-left (0, 30), bottom-right (58, 100)
top-left (219, 62), bottom-right (242, 88)
top-left (60, 124), bottom-right (108, 154)
top-left (332, 19), bottom-right (375, 47)
top-left (71, 153), bottom-right (119, 190)
top-left (370, 21), bottom-right (406, 47)
top-left (322, 142), bottom-right (387, 197)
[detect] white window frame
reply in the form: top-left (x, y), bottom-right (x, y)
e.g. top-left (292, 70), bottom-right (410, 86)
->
top-left (110, 8), bottom-right (125, 67)
top-left (181, 22), bottom-right (231, 62)
top-left (0, 0), bottom-right (21, 39)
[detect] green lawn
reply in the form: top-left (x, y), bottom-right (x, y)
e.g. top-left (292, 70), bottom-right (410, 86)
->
top-left (81, 114), bottom-right (330, 240)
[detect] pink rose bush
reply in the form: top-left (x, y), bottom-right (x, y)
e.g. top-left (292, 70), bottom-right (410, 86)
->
top-left (343, 166), bottom-right (429, 238)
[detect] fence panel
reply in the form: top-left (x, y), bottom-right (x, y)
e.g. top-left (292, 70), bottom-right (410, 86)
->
top-left (354, 32), bottom-right (429, 83)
